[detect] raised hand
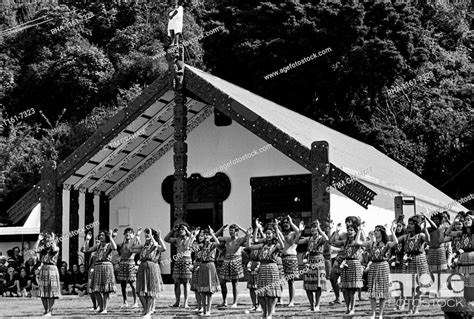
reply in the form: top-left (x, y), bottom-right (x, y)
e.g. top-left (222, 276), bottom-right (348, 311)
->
top-left (136, 228), bottom-right (142, 236)
top-left (208, 226), bottom-right (214, 234)
top-left (336, 223), bottom-right (342, 232)
top-left (298, 221), bottom-right (305, 231)
top-left (246, 227), bottom-right (253, 236)
top-left (85, 232), bottom-right (92, 241)
top-left (274, 218), bottom-right (280, 226)
top-left (156, 228), bottom-right (161, 236)
top-left (38, 234), bottom-right (44, 241)
top-left (287, 215), bottom-right (293, 223)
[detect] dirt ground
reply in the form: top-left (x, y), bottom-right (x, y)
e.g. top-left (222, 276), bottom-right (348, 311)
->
top-left (0, 281), bottom-right (449, 318)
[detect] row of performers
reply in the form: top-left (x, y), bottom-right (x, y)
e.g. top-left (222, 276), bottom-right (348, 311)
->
top-left (31, 211), bottom-right (473, 318)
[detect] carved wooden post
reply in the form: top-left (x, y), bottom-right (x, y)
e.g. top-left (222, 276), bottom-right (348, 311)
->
top-left (310, 141), bottom-right (330, 234)
top-left (40, 160), bottom-right (62, 235)
top-left (167, 14), bottom-right (187, 227)
top-left (0, 107), bottom-right (6, 215)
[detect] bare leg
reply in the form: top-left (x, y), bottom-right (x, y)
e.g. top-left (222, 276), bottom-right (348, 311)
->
top-left (288, 279), bottom-right (295, 306)
top-left (305, 290), bottom-right (314, 310)
top-left (268, 297), bottom-right (278, 316)
top-left (258, 296), bottom-right (267, 317)
top-left (139, 296), bottom-right (147, 314)
top-left (183, 282), bottom-right (190, 308)
top-left (315, 289), bottom-right (322, 310)
top-left (130, 282), bottom-right (137, 305)
top-left (342, 290), bottom-right (350, 313)
top-left (90, 292), bottom-right (97, 309)
top-left (380, 298), bottom-right (386, 318)
top-left (102, 293), bottom-right (109, 312)
top-left (231, 279), bottom-right (238, 306)
top-left (173, 283), bottom-right (180, 306)
top-left (207, 293), bottom-right (213, 314)
top-left (370, 298), bottom-right (376, 318)
top-left (120, 281), bottom-right (127, 304)
top-left (195, 291), bottom-right (201, 310)
top-left (330, 271), bottom-right (340, 302)
top-left (95, 292), bottom-right (103, 311)
top-left (41, 298), bottom-right (48, 314)
top-left (220, 280), bottom-right (227, 306)
top-left (349, 289), bottom-right (356, 314)
top-left (48, 299), bottom-right (55, 314)
top-left (249, 288), bottom-right (257, 308)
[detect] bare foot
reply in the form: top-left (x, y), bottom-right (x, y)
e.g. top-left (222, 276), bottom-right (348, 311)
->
top-left (287, 302), bottom-right (295, 307)
top-left (230, 303), bottom-right (238, 308)
top-left (170, 303), bottom-right (180, 307)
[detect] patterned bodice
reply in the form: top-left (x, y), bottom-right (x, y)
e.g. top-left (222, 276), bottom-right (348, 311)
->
top-left (344, 241), bottom-right (362, 260)
top-left (249, 249), bottom-right (260, 261)
top-left (307, 236), bottom-right (325, 255)
top-left (404, 234), bottom-right (425, 255)
top-left (192, 243), bottom-right (203, 262)
top-left (140, 241), bottom-right (159, 261)
top-left (39, 245), bottom-right (59, 264)
top-left (258, 243), bottom-right (279, 263)
top-left (197, 243), bottom-right (217, 262)
top-left (460, 233), bottom-right (474, 251)
top-left (96, 243), bottom-right (112, 262)
top-left (370, 242), bottom-right (389, 262)
top-left (452, 236), bottom-right (462, 253)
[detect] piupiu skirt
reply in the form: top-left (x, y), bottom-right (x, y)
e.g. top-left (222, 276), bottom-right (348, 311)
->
top-left (303, 255), bottom-right (326, 291)
top-left (428, 247), bottom-right (448, 272)
top-left (247, 261), bottom-right (260, 289)
top-left (38, 265), bottom-right (61, 298)
top-left (196, 262), bottom-right (220, 293)
top-left (256, 263), bottom-right (281, 298)
top-left (117, 260), bottom-right (137, 282)
top-left (191, 261), bottom-right (201, 292)
top-left (137, 261), bottom-right (161, 297)
top-left (172, 256), bottom-right (192, 282)
top-left (367, 261), bottom-right (390, 299)
top-left (93, 262), bottom-right (116, 293)
top-left (458, 251), bottom-right (474, 301)
top-left (282, 255), bottom-right (299, 278)
top-left (220, 255), bottom-right (244, 281)
top-left (340, 259), bottom-right (363, 289)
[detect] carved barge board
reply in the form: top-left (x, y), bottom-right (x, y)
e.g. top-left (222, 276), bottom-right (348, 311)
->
top-left (184, 67), bottom-right (376, 209)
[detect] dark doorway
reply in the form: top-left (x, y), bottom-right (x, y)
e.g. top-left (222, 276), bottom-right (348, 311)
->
top-left (185, 203), bottom-right (218, 230)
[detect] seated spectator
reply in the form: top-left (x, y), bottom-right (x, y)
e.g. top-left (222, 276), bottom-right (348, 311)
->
top-left (7, 247), bottom-right (24, 270)
top-left (73, 264), bottom-right (88, 296)
top-left (59, 265), bottom-right (72, 295)
top-left (18, 267), bottom-right (32, 297)
top-left (0, 256), bottom-right (8, 277)
top-left (24, 258), bottom-right (37, 278)
top-left (30, 267), bottom-right (40, 297)
top-left (3, 267), bottom-right (20, 297)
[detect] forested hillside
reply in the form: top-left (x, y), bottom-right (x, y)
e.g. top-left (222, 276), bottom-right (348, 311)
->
top-left (0, 0), bottom-right (472, 222)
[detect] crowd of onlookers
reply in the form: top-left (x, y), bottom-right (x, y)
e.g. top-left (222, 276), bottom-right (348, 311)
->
top-left (0, 244), bottom-right (88, 297)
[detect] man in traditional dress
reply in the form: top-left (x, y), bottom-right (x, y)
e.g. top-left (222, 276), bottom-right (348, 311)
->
top-left (278, 215), bottom-right (303, 307)
top-left (117, 227), bottom-right (139, 308)
top-left (165, 223), bottom-right (193, 308)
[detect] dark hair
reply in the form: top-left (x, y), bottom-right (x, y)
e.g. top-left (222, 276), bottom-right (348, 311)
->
top-left (99, 230), bottom-right (111, 243)
top-left (374, 225), bottom-right (389, 244)
top-left (229, 224), bottom-right (239, 230)
top-left (408, 215), bottom-right (422, 234)
top-left (345, 216), bottom-right (360, 229)
top-left (19, 267), bottom-right (26, 274)
top-left (263, 224), bottom-right (278, 244)
top-left (12, 246), bottom-right (20, 253)
top-left (124, 227), bottom-right (134, 235)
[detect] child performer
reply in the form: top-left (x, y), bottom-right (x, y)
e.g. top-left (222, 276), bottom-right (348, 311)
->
top-left (331, 217), bottom-right (364, 315)
top-left (117, 227), bottom-right (140, 308)
top-left (195, 226), bottom-right (221, 316)
top-left (246, 220), bottom-right (285, 319)
top-left (356, 222), bottom-right (398, 319)
top-left (82, 229), bottom-right (117, 314)
top-left (397, 214), bottom-right (430, 314)
top-left (246, 219), bottom-right (264, 312)
top-left (132, 228), bottom-right (166, 317)
top-left (164, 223), bottom-right (193, 308)
top-left (299, 220), bottom-right (328, 312)
top-left (35, 231), bottom-right (61, 316)
top-left (81, 235), bottom-right (99, 311)
top-left (190, 228), bottom-right (205, 313)
top-left (217, 223), bottom-right (250, 308)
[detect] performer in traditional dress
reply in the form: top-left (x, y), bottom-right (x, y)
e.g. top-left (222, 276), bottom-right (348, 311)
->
top-left (117, 227), bottom-right (139, 308)
top-left (82, 229), bottom-right (117, 314)
top-left (390, 217), bottom-right (406, 274)
top-left (331, 217), bottom-right (364, 315)
top-left (328, 223), bottom-right (343, 305)
top-left (80, 236), bottom-right (99, 311)
top-left (356, 222), bottom-right (398, 319)
top-left (443, 216), bottom-right (464, 270)
top-left (195, 226), bottom-right (220, 316)
top-left (278, 215), bottom-right (303, 307)
top-left (35, 231), bottom-right (60, 316)
top-left (424, 212), bottom-right (448, 272)
top-left (397, 214), bottom-right (430, 314)
top-left (299, 220), bottom-right (328, 312)
top-left (216, 223), bottom-right (249, 308)
top-left (246, 220), bottom-right (264, 312)
top-left (131, 228), bottom-right (166, 317)
top-left (214, 225), bottom-right (228, 307)
top-left (167, 0), bottom-right (183, 46)
top-left (246, 220), bottom-right (284, 319)
top-left (164, 223), bottom-right (193, 308)
top-left (190, 229), bottom-right (205, 313)
top-left (445, 210), bottom-right (474, 304)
